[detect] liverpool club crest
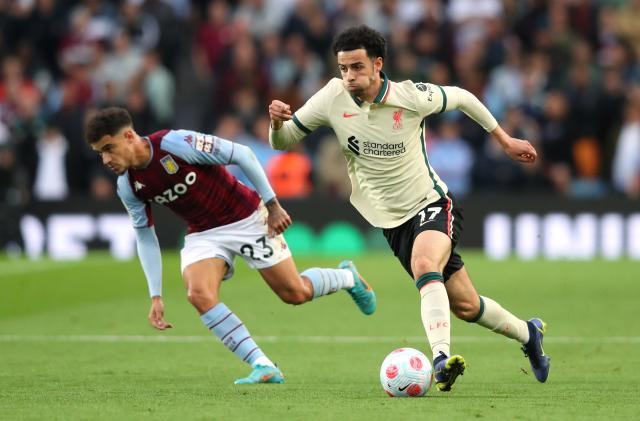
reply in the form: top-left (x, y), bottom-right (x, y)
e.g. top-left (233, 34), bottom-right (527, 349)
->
top-left (393, 108), bottom-right (404, 130)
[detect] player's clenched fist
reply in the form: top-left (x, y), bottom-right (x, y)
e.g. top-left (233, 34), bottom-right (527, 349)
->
top-left (269, 100), bottom-right (292, 129)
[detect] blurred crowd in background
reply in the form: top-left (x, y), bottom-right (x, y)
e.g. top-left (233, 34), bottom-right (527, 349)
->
top-left (2, 0), bottom-right (640, 208)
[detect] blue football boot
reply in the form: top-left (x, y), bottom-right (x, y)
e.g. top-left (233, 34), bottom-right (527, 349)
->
top-left (339, 260), bottom-right (376, 315)
top-left (234, 365), bottom-right (285, 385)
top-left (433, 352), bottom-right (466, 392)
top-left (522, 318), bottom-right (550, 383)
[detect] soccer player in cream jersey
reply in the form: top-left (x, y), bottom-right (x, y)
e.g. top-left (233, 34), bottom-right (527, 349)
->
top-left (85, 107), bottom-right (376, 385)
top-left (269, 25), bottom-right (550, 391)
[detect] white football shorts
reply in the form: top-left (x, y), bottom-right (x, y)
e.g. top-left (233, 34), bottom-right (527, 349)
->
top-left (180, 202), bottom-right (292, 279)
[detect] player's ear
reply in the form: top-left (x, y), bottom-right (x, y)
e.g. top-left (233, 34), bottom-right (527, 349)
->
top-left (374, 57), bottom-right (383, 73)
top-left (123, 127), bottom-right (135, 142)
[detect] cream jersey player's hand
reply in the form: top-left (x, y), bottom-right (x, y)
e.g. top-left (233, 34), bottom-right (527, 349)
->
top-left (265, 199), bottom-right (292, 237)
top-left (148, 296), bottom-right (173, 330)
top-left (492, 126), bottom-right (538, 164)
top-left (503, 137), bottom-right (538, 163)
top-left (269, 100), bottom-right (292, 129)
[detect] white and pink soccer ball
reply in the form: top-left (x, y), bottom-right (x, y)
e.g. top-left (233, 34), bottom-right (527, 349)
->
top-left (379, 347), bottom-right (433, 397)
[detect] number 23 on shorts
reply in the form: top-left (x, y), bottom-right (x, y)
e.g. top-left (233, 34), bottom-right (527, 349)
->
top-left (240, 236), bottom-right (275, 261)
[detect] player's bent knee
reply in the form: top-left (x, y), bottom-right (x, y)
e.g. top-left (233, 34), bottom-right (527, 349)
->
top-left (187, 287), bottom-right (218, 312)
top-left (411, 256), bottom-right (441, 277)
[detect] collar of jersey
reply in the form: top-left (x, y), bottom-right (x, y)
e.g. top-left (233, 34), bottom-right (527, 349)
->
top-left (350, 71), bottom-right (390, 106)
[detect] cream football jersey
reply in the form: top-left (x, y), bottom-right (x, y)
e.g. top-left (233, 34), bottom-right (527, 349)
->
top-left (269, 72), bottom-right (497, 229)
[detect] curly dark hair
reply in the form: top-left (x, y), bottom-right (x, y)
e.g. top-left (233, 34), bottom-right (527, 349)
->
top-left (85, 107), bottom-right (133, 144)
top-left (331, 25), bottom-right (387, 60)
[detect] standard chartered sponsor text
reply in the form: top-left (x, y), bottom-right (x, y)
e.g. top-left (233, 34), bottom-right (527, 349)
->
top-left (362, 141), bottom-right (405, 156)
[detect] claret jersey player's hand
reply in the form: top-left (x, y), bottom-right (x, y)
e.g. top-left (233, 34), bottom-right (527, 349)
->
top-left (265, 198), bottom-right (292, 237)
top-left (148, 296), bottom-right (173, 330)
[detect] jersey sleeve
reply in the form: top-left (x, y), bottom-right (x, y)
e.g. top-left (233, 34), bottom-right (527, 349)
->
top-left (413, 82), bottom-right (449, 118)
top-left (117, 174), bottom-right (162, 297)
top-left (414, 83), bottom-right (498, 132)
top-left (226, 143), bottom-right (276, 203)
top-left (159, 129), bottom-right (235, 165)
top-left (134, 226), bottom-right (163, 297)
top-left (290, 82), bottom-right (332, 134)
top-left (159, 129), bottom-right (276, 201)
top-left (117, 173), bottom-right (153, 228)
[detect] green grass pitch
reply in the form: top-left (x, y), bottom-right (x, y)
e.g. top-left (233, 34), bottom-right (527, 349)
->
top-left (1, 251), bottom-right (639, 420)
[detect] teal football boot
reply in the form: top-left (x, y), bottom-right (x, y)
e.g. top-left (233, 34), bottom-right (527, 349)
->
top-left (339, 260), bottom-right (376, 315)
top-left (234, 365), bottom-right (285, 385)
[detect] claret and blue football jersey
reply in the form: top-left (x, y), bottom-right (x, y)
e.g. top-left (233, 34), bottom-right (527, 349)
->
top-left (117, 129), bottom-right (260, 233)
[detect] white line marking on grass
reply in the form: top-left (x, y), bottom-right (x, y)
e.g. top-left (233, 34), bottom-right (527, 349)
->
top-left (0, 335), bottom-right (639, 344)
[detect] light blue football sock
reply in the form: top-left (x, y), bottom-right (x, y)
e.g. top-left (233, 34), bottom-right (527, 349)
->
top-left (200, 303), bottom-right (272, 367)
top-left (301, 268), bottom-right (355, 299)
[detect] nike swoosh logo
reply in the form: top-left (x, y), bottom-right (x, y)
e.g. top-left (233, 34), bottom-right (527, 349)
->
top-left (398, 384), bottom-right (410, 391)
top-left (420, 220), bottom-right (434, 226)
top-left (343, 112), bottom-right (358, 118)
top-left (260, 374), bottom-right (275, 382)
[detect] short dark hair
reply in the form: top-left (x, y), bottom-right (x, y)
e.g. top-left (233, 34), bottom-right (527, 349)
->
top-left (331, 25), bottom-right (387, 60)
top-left (85, 107), bottom-right (133, 144)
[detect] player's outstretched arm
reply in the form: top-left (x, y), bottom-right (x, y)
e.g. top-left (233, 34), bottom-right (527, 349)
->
top-left (490, 125), bottom-right (537, 163)
top-left (438, 86), bottom-right (537, 163)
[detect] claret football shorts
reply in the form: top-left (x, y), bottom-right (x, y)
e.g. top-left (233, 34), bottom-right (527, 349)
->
top-left (180, 202), bottom-right (292, 279)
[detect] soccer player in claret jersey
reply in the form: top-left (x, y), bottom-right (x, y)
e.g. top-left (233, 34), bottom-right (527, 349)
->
top-left (268, 25), bottom-right (550, 391)
top-left (85, 107), bottom-right (376, 385)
